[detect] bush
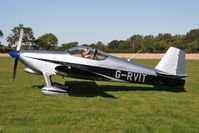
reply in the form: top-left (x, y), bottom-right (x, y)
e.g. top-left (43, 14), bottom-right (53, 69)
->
top-left (0, 45), bottom-right (11, 53)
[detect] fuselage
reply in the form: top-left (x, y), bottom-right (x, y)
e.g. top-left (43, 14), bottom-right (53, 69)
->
top-left (18, 46), bottom-right (185, 87)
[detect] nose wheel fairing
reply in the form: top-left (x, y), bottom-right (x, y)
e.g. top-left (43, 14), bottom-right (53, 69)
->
top-left (41, 86), bottom-right (67, 95)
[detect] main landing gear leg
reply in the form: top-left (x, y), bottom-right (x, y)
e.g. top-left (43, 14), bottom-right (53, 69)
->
top-left (41, 72), bottom-right (67, 95)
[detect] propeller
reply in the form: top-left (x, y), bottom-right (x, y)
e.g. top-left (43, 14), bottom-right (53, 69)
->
top-left (8, 28), bottom-right (24, 80)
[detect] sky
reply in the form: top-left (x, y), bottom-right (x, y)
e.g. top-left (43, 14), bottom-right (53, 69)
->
top-left (0, 0), bottom-right (199, 46)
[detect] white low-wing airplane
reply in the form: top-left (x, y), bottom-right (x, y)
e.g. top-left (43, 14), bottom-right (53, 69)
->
top-left (9, 29), bottom-right (188, 95)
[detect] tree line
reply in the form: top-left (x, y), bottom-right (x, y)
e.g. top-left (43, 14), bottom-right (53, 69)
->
top-left (0, 24), bottom-right (199, 53)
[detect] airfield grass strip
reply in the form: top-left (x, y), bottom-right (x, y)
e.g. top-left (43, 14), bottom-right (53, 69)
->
top-left (0, 57), bottom-right (199, 133)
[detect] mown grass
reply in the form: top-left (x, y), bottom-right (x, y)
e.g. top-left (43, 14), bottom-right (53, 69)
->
top-left (0, 57), bottom-right (199, 133)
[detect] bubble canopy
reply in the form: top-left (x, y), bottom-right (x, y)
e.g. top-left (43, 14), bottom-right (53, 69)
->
top-left (66, 46), bottom-right (108, 60)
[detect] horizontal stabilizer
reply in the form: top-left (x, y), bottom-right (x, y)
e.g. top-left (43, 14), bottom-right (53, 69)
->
top-left (156, 71), bottom-right (188, 79)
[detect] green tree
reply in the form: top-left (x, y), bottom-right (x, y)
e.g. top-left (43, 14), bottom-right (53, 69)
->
top-left (37, 33), bottom-right (58, 50)
top-left (117, 40), bottom-right (131, 50)
top-left (144, 35), bottom-right (154, 40)
top-left (107, 40), bottom-right (119, 50)
top-left (81, 44), bottom-right (88, 46)
top-left (89, 43), bottom-right (97, 49)
top-left (128, 34), bottom-right (143, 52)
top-left (154, 40), bottom-right (167, 52)
top-left (186, 41), bottom-right (199, 53)
top-left (156, 33), bottom-right (173, 43)
top-left (185, 29), bottom-right (199, 42)
top-left (141, 38), bottom-right (156, 52)
top-left (171, 40), bottom-right (185, 50)
top-left (6, 24), bottom-right (35, 48)
top-left (61, 42), bottom-right (78, 49)
top-left (172, 34), bottom-right (185, 41)
top-left (0, 30), bottom-right (3, 38)
top-left (95, 41), bottom-right (106, 51)
top-left (87, 41), bottom-right (106, 51)
top-left (0, 30), bottom-right (3, 45)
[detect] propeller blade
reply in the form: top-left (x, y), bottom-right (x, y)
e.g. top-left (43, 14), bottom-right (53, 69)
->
top-left (16, 28), bottom-right (24, 51)
top-left (9, 28), bottom-right (23, 81)
top-left (13, 59), bottom-right (18, 81)
top-left (11, 28), bottom-right (23, 80)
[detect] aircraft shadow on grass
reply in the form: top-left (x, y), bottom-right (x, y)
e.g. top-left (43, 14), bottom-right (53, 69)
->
top-left (32, 80), bottom-right (186, 99)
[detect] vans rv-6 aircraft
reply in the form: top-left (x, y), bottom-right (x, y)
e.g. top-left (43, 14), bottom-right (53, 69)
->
top-left (9, 29), bottom-right (188, 95)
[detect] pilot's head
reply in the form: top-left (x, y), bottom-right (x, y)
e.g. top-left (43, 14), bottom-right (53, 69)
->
top-left (83, 48), bottom-right (90, 55)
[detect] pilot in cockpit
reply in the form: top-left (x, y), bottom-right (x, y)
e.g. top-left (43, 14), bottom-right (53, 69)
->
top-left (82, 48), bottom-right (91, 59)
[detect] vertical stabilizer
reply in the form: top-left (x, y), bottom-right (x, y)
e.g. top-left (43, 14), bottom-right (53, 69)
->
top-left (155, 47), bottom-right (185, 75)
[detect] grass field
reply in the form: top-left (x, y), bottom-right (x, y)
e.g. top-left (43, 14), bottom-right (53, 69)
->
top-left (0, 57), bottom-right (199, 133)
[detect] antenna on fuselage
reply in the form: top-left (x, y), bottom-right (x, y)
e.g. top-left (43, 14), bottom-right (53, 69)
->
top-left (127, 49), bottom-right (142, 61)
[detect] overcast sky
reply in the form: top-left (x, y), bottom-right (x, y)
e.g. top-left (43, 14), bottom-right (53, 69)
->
top-left (0, 0), bottom-right (199, 45)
